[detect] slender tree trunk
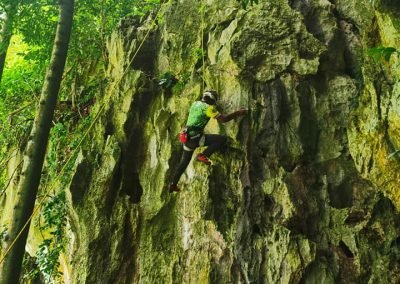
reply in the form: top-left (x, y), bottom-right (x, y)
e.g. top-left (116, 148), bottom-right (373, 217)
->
top-left (0, 2), bottom-right (17, 82)
top-left (0, 0), bottom-right (74, 282)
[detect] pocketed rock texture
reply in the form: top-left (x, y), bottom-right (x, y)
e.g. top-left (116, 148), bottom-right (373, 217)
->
top-left (32, 0), bottom-right (400, 282)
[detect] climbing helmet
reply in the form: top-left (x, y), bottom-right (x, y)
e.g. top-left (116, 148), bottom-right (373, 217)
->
top-left (202, 90), bottom-right (218, 104)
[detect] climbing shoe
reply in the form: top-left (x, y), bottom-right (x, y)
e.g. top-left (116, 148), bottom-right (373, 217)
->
top-left (196, 153), bottom-right (212, 166)
top-left (169, 183), bottom-right (180, 193)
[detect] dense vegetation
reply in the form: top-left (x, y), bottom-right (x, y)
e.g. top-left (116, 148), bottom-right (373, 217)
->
top-left (0, 0), bottom-right (260, 281)
top-left (1, 0), bottom-right (397, 281)
top-left (0, 0), bottom-right (160, 281)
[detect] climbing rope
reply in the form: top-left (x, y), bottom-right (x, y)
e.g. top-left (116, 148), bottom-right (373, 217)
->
top-left (0, 3), bottom-right (164, 265)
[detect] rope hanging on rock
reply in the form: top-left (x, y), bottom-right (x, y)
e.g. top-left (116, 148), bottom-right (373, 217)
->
top-left (0, 3), bottom-right (164, 266)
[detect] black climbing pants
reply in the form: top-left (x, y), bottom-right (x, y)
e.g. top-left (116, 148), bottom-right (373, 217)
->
top-left (172, 134), bottom-right (227, 185)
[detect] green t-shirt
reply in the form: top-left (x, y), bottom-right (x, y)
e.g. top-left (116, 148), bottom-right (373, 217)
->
top-left (186, 101), bottom-right (220, 135)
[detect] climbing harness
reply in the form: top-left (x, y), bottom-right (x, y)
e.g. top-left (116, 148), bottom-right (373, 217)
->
top-left (179, 125), bottom-right (203, 145)
top-left (181, 131), bottom-right (205, 152)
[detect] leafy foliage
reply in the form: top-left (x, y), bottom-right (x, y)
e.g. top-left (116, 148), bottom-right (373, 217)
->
top-left (69, 0), bottom-right (160, 62)
top-left (174, 71), bottom-right (191, 92)
top-left (367, 46), bottom-right (400, 62)
top-left (158, 71), bottom-right (178, 89)
top-left (1, 0), bottom-right (161, 281)
top-left (24, 191), bottom-right (66, 283)
top-left (236, 0), bottom-right (259, 9)
top-left (0, 38), bottom-right (43, 152)
top-left (15, 0), bottom-right (58, 62)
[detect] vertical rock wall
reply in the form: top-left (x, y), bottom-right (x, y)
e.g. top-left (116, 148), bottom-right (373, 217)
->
top-left (65, 0), bottom-right (400, 283)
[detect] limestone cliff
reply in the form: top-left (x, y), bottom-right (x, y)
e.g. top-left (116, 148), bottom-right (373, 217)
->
top-left (16, 0), bottom-right (400, 282)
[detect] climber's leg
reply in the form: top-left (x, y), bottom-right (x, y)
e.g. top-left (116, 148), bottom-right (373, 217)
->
top-left (202, 134), bottom-right (228, 157)
top-left (172, 149), bottom-right (194, 185)
top-left (196, 134), bottom-right (227, 165)
top-left (169, 138), bottom-right (198, 192)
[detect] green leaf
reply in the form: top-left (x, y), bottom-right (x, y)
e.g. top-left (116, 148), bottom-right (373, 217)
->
top-left (237, 0), bottom-right (259, 9)
top-left (368, 46), bottom-right (398, 62)
top-left (383, 47), bottom-right (396, 61)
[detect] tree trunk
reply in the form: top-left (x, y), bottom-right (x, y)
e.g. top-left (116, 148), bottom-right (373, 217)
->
top-left (0, 2), bottom-right (17, 82)
top-left (0, 0), bottom-right (74, 282)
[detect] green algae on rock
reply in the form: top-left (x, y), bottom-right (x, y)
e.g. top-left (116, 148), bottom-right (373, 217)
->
top-left (1, 0), bottom-right (400, 282)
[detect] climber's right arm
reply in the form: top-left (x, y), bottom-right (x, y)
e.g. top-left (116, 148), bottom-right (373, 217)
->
top-left (216, 109), bottom-right (247, 123)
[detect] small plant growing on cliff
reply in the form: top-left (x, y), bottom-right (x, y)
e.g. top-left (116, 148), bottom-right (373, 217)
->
top-left (175, 71), bottom-right (191, 92)
top-left (158, 72), bottom-right (178, 89)
top-left (193, 47), bottom-right (205, 65)
top-left (367, 46), bottom-right (400, 62)
top-left (237, 0), bottom-right (259, 9)
top-left (367, 46), bottom-right (399, 85)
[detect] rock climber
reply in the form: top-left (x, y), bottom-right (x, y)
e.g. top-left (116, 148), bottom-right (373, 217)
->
top-left (169, 89), bottom-right (247, 192)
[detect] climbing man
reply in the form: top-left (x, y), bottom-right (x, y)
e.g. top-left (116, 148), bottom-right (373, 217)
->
top-left (169, 89), bottom-right (247, 192)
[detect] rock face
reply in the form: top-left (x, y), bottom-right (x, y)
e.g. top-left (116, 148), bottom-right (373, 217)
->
top-left (61, 0), bottom-right (400, 283)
